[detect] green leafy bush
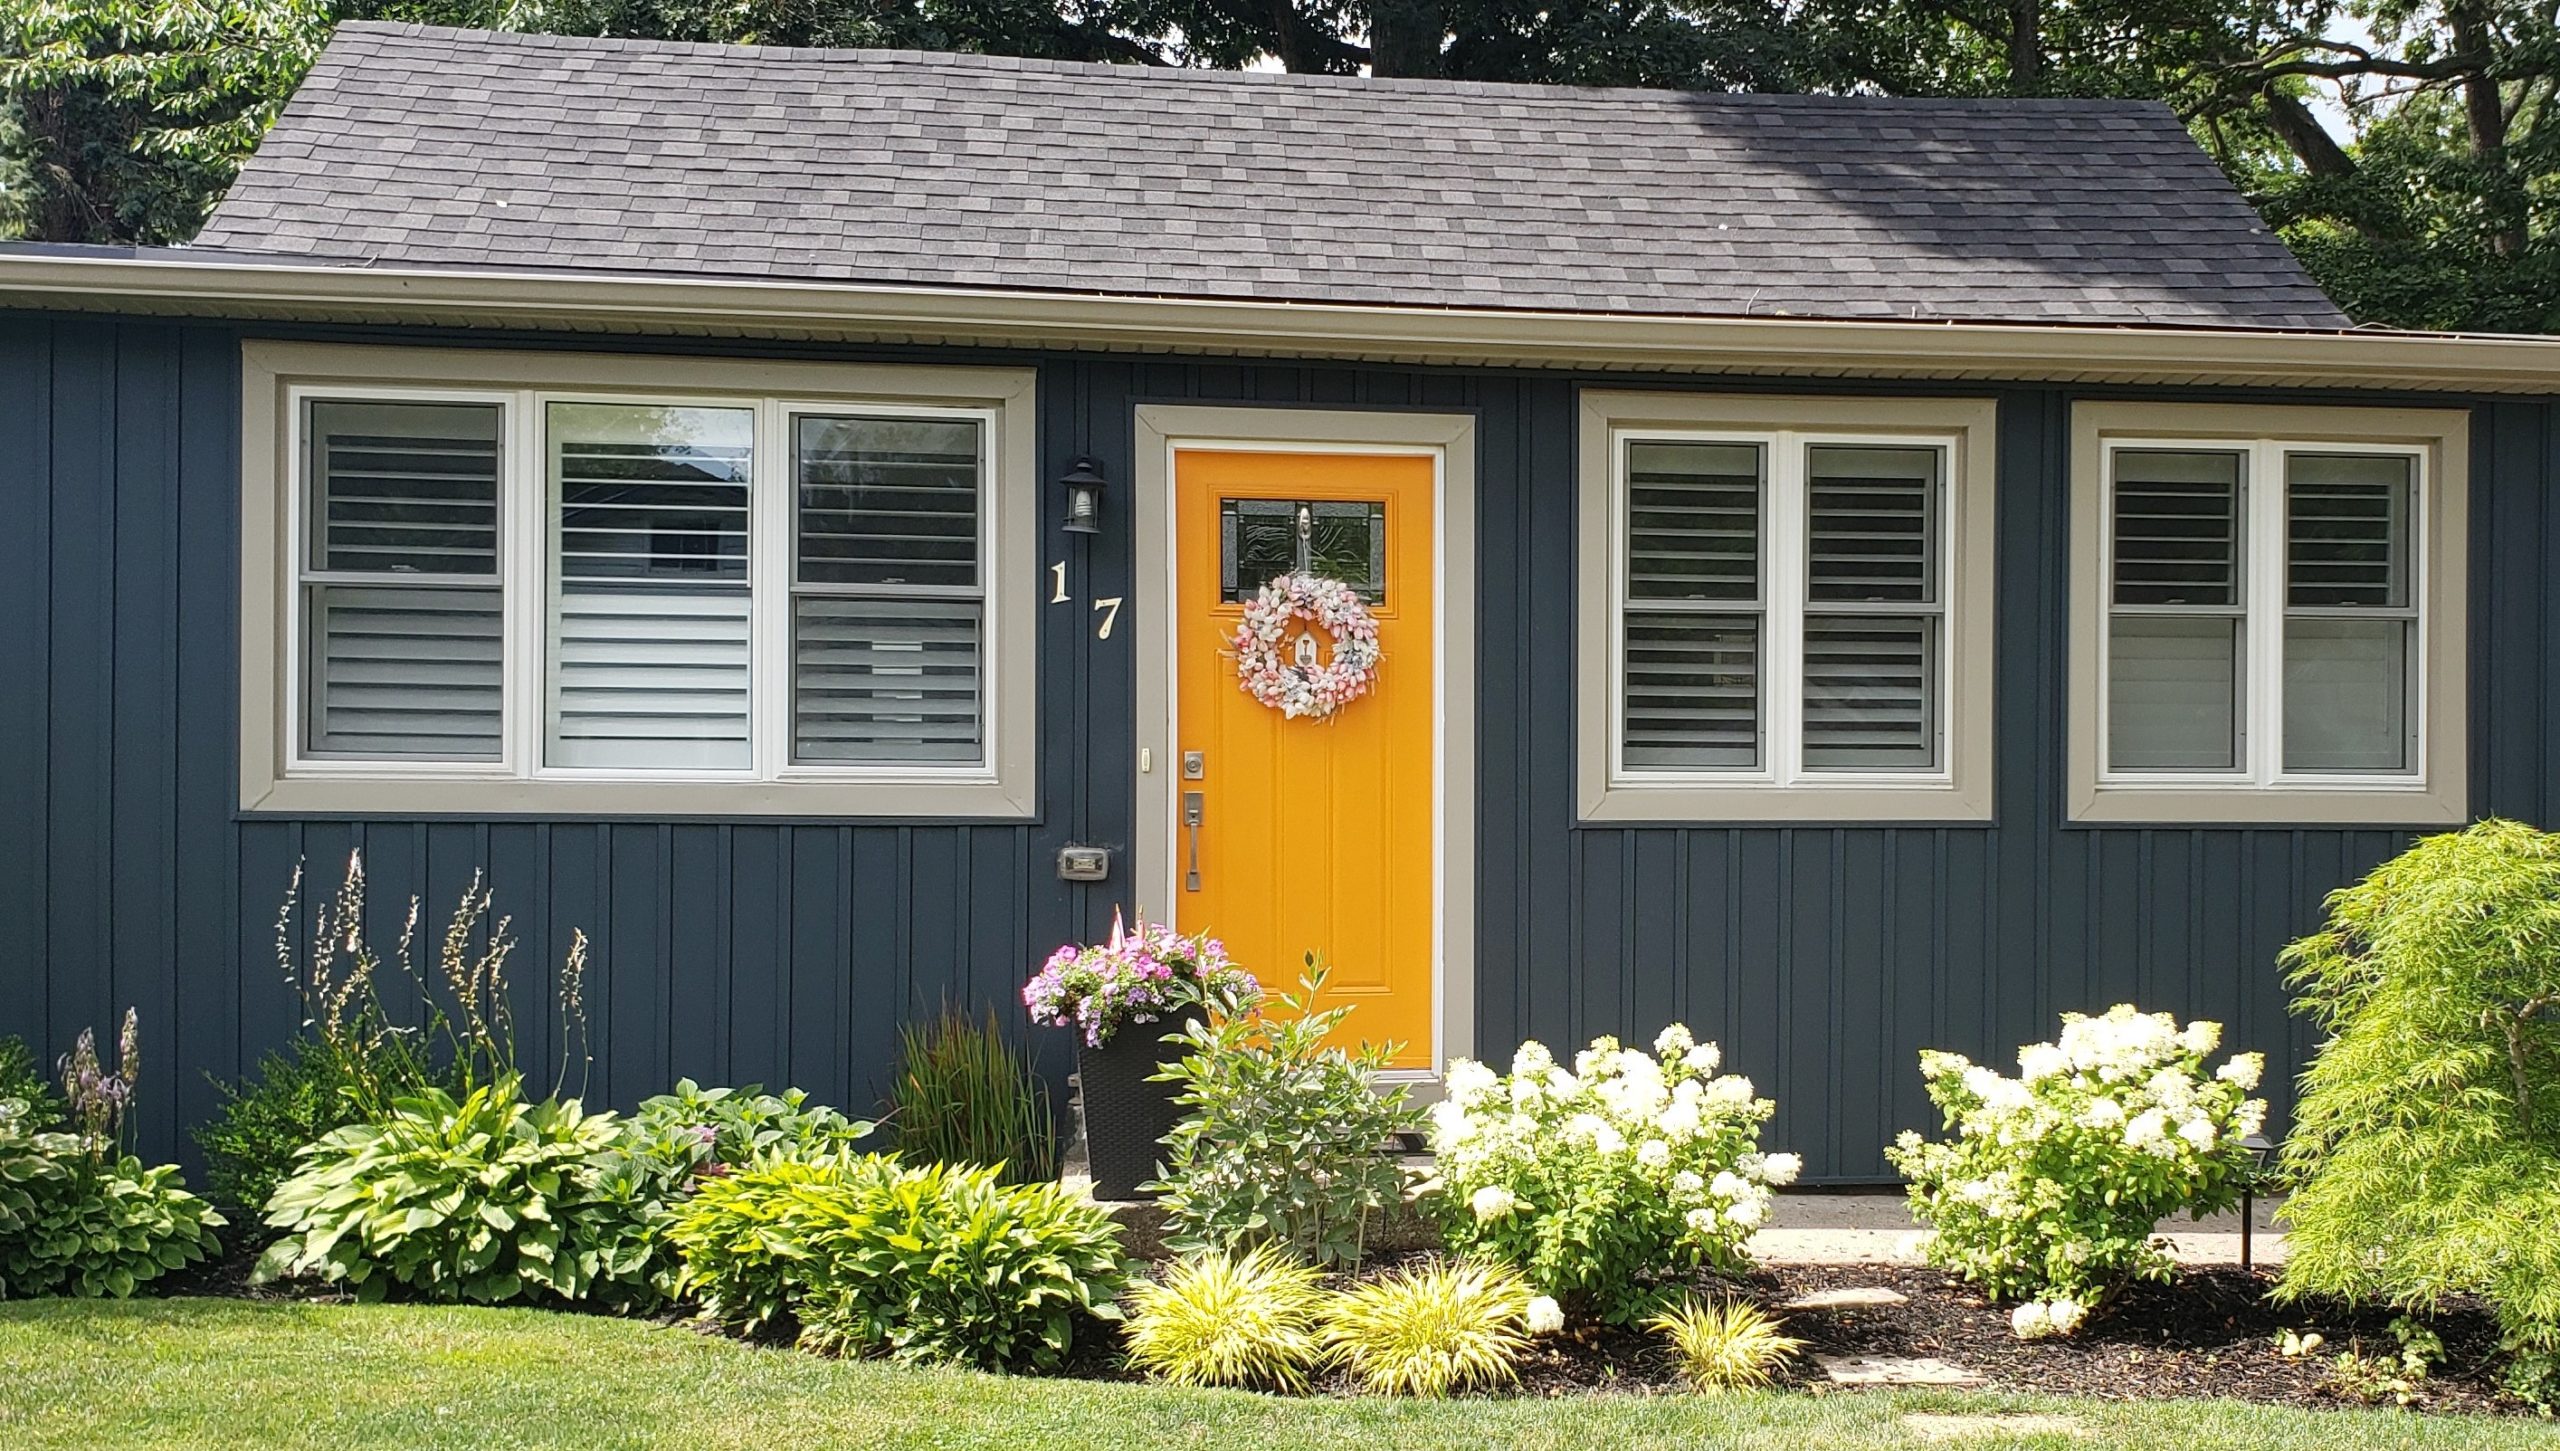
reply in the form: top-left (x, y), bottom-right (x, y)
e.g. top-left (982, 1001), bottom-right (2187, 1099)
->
top-left (1426, 1025), bottom-right (1794, 1324)
top-left (255, 1079), bottom-right (643, 1305)
top-left (663, 1151), bottom-right (904, 1336)
top-left (1888, 1005), bottom-right (2266, 1335)
top-left (1321, 1258), bottom-right (1533, 1397)
top-left (1121, 1243), bottom-right (1328, 1390)
top-left (2277, 819), bottom-right (2560, 1360)
top-left (0, 1036), bottom-right (61, 1128)
top-left (0, 1015), bottom-right (221, 1300)
top-left (793, 1161), bottom-right (1126, 1369)
top-left (1648, 1296), bottom-right (1803, 1393)
top-left (194, 1043), bottom-right (376, 1213)
top-left (666, 1153), bottom-right (1126, 1368)
top-left (1148, 963), bottom-right (1418, 1268)
top-left (885, 1008), bottom-right (1057, 1186)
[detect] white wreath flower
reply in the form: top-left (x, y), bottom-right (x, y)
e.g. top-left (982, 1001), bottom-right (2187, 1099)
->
top-left (1230, 572), bottom-right (1383, 720)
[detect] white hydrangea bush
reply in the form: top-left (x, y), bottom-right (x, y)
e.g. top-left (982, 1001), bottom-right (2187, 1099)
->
top-left (1423, 1026), bottom-right (1799, 1324)
top-left (1886, 1005), bottom-right (2269, 1337)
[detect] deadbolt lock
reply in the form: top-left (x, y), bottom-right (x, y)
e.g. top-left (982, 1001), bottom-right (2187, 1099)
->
top-left (1181, 751), bottom-right (1205, 779)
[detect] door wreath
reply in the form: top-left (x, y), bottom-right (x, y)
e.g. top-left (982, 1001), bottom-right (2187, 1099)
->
top-left (1231, 572), bottom-right (1382, 720)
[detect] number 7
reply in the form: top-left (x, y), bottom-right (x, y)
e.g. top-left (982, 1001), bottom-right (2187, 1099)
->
top-left (1093, 596), bottom-right (1124, 639)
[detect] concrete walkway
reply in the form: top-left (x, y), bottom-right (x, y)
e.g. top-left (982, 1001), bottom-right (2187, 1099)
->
top-left (1749, 1189), bottom-right (2288, 1266)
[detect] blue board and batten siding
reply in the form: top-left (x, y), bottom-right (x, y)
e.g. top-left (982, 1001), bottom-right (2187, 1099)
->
top-left (4, 313), bottom-right (2554, 1182)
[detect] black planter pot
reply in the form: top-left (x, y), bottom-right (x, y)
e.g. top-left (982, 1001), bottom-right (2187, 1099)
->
top-left (1075, 1012), bottom-right (1200, 1201)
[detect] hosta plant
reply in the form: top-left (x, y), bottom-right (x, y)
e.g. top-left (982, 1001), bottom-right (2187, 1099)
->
top-left (1425, 1025), bottom-right (1796, 1323)
top-left (1321, 1257), bottom-right (1534, 1397)
top-left (663, 1151), bottom-right (905, 1337)
top-left (792, 1160), bottom-right (1127, 1370)
top-left (1122, 1243), bottom-right (1329, 1390)
top-left (2277, 819), bottom-right (2560, 1364)
top-left (1649, 1296), bottom-right (1803, 1393)
top-left (1148, 962), bottom-right (1418, 1268)
top-left (256, 1078), bottom-right (646, 1305)
top-left (1887, 1004), bottom-right (2267, 1333)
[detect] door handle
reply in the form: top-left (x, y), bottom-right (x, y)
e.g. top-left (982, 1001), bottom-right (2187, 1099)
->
top-left (1181, 792), bottom-right (1204, 892)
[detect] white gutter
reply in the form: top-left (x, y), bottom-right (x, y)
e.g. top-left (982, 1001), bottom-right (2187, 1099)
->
top-left (5, 250), bottom-right (2560, 393)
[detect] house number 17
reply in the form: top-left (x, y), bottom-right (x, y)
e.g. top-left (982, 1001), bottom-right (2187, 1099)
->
top-left (1051, 561), bottom-right (1123, 641)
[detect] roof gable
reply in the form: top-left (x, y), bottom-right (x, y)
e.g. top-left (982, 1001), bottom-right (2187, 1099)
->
top-left (196, 22), bottom-right (2347, 330)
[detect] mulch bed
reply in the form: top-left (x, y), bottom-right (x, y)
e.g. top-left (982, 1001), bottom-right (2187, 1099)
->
top-left (155, 1225), bottom-right (2530, 1416)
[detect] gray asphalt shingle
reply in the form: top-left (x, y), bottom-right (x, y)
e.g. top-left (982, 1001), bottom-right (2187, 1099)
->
top-left (196, 22), bottom-right (2348, 329)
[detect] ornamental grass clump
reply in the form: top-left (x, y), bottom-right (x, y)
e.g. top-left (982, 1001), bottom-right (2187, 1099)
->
top-left (1321, 1258), bottom-right (1534, 1398)
top-left (1122, 1243), bottom-right (1330, 1390)
top-left (886, 1007), bottom-right (1058, 1186)
top-left (1887, 1004), bottom-right (2267, 1335)
top-left (1425, 1025), bottom-right (1796, 1324)
top-left (2276, 819), bottom-right (2560, 1375)
top-left (1648, 1296), bottom-right (1803, 1394)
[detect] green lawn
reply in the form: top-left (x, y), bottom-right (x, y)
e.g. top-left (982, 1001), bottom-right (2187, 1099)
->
top-left (0, 1299), bottom-right (2553, 1451)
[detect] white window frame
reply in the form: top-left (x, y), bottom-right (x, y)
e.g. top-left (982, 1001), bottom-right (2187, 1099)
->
top-left (2068, 401), bottom-right (2468, 826)
top-left (241, 341), bottom-right (1038, 817)
top-left (1576, 391), bottom-right (1998, 823)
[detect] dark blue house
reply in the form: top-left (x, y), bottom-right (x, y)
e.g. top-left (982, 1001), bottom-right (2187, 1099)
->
top-left (7, 22), bottom-right (2559, 1180)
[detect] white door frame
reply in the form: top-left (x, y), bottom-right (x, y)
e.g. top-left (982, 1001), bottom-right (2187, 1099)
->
top-left (1130, 403), bottom-right (1479, 1076)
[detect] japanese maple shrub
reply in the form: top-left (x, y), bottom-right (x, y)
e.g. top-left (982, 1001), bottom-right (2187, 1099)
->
top-left (1888, 1005), bottom-right (2267, 1337)
top-left (1426, 1025), bottom-right (1797, 1324)
top-left (2277, 819), bottom-right (2560, 1400)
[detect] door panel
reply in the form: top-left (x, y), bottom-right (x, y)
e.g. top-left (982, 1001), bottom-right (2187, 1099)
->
top-left (1174, 449), bottom-right (1435, 1068)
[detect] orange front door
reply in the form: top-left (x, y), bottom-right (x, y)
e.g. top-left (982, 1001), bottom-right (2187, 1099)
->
top-left (1173, 449), bottom-right (1436, 1069)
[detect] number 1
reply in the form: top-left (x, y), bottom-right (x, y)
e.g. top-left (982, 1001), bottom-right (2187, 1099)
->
top-left (1049, 562), bottom-right (1069, 603)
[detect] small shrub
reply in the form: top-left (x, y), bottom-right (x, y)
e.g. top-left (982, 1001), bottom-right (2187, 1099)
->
top-left (792, 1161), bottom-right (1127, 1369)
top-left (1649, 1296), bottom-right (1803, 1394)
top-left (1149, 961), bottom-right (1418, 1268)
top-left (1426, 1025), bottom-right (1795, 1324)
top-left (256, 1078), bottom-right (642, 1305)
top-left (886, 1008), bottom-right (1057, 1186)
top-left (1122, 1243), bottom-right (1329, 1390)
top-left (2277, 820), bottom-right (2560, 1363)
top-left (621, 1079), bottom-right (874, 1189)
top-left (2329, 1316), bottom-right (2443, 1406)
top-left (0, 1014), bottom-right (221, 1300)
top-left (1887, 1004), bottom-right (2266, 1331)
top-left (663, 1151), bottom-right (903, 1336)
top-left (0, 1036), bottom-right (61, 1128)
top-left (1322, 1257), bottom-right (1533, 1397)
top-left (193, 1042), bottom-right (392, 1213)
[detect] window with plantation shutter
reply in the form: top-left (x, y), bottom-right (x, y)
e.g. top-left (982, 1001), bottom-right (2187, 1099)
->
top-left (254, 344), bottom-right (1035, 816)
top-left (2072, 402), bottom-right (2464, 827)
top-left (1803, 445), bottom-right (1940, 770)
top-left (1592, 398), bottom-right (1991, 821)
top-left (791, 415), bottom-right (987, 765)
top-left (545, 403), bottom-right (755, 771)
top-left (1622, 440), bottom-right (1763, 769)
top-left (301, 399), bottom-right (505, 758)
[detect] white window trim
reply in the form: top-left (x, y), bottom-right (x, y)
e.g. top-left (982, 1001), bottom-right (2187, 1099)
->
top-left (1576, 391), bottom-right (1998, 823)
top-left (2068, 401), bottom-right (2468, 826)
top-left (242, 340), bottom-right (1039, 817)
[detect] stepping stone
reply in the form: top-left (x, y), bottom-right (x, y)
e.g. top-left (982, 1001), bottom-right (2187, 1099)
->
top-left (1816, 1354), bottom-right (1985, 1387)
top-left (1900, 1413), bottom-right (2086, 1442)
top-left (1782, 1286), bottom-right (1908, 1311)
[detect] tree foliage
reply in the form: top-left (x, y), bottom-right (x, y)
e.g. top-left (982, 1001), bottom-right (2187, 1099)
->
top-left (7, 0), bottom-right (2560, 330)
top-left (2276, 818), bottom-right (2560, 1352)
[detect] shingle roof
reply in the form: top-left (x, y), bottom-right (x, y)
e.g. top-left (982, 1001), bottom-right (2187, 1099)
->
top-left (197, 22), bottom-right (2348, 329)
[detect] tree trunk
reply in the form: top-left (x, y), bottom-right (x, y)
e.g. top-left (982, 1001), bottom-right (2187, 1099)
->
top-left (2261, 90), bottom-right (2359, 181)
top-left (2449, 2), bottom-right (2527, 256)
top-left (1368, 0), bottom-right (1445, 78)
top-left (2008, 0), bottom-right (2042, 93)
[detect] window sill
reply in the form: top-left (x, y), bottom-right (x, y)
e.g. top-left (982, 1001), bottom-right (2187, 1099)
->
top-left (2067, 782), bottom-right (2465, 827)
top-left (240, 772), bottom-right (1037, 820)
top-left (1578, 779), bottom-right (1994, 825)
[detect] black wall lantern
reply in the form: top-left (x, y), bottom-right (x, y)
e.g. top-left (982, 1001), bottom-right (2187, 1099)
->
top-left (1060, 456), bottom-right (1107, 535)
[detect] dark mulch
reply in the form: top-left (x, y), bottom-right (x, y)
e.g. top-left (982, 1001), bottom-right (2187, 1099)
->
top-left (136, 1229), bottom-right (2532, 1415)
